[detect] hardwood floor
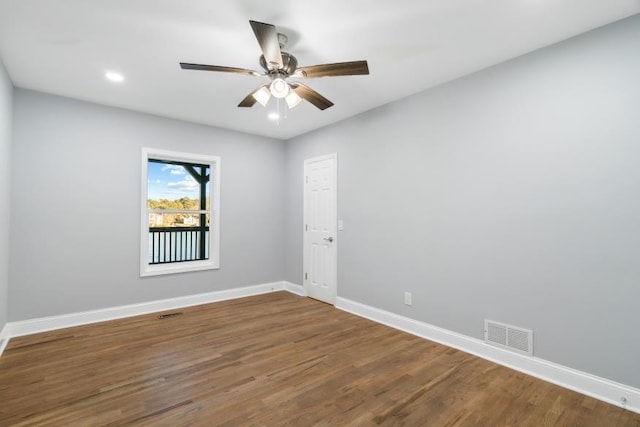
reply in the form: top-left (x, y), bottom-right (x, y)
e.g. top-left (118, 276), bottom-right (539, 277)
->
top-left (0, 292), bottom-right (638, 426)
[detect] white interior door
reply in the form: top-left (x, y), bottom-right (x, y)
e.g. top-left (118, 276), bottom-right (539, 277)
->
top-left (303, 153), bottom-right (337, 304)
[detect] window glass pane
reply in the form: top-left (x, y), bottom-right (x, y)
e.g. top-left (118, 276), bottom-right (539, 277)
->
top-left (147, 161), bottom-right (210, 209)
top-left (148, 213), bottom-right (209, 228)
top-left (146, 157), bottom-right (211, 267)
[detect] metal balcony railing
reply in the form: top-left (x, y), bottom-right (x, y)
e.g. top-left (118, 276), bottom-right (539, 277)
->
top-left (148, 227), bottom-right (209, 264)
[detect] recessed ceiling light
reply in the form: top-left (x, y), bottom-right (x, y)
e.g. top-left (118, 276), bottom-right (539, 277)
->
top-left (105, 71), bottom-right (124, 83)
top-left (268, 112), bottom-right (280, 120)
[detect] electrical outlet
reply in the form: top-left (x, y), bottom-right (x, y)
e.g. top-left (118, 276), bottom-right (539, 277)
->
top-left (404, 292), bottom-right (412, 306)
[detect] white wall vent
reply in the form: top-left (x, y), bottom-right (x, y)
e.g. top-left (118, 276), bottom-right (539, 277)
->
top-left (484, 319), bottom-right (533, 356)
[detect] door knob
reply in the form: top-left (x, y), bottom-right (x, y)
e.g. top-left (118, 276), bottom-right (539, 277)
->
top-left (323, 237), bottom-right (334, 242)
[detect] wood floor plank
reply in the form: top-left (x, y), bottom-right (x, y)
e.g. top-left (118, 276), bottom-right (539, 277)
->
top-left (0, 292), bottom-right (638, 426)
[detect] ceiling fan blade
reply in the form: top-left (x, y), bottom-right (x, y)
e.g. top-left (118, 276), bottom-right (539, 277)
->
top-left (238, 94), bottom-right (257, 108)
top-left (249, 20), bottom-right (283, 70)
top-left (295, 60), bottom-right (369, 78)
top-left (180, 63), bottom-right (261, 76)
top-left (290, 83), bottom-right (334, 110)
top-left (238, 85), bottom-right (270, 108)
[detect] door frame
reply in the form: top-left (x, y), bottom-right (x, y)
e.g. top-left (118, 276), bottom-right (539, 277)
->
top-left (303, 152), bottom-right (338, 304)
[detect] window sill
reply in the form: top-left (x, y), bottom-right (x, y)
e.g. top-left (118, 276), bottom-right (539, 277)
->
top-left (140, 260), bottom-right (220, 277)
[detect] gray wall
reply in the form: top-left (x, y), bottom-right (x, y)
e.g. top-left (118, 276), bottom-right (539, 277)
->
top-left (0, 60), bottom-right (12, 331)
top-left (285, 15), bottom-right (640, 388)
top-left (10, 90), bottom-right (285, 320)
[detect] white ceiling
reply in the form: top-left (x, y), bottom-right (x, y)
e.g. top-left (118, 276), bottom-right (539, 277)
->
top-left (1, 1), bottom-right (639, 140)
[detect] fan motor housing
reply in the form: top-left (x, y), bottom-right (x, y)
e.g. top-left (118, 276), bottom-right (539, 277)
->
top-left (260, 52), bottom-right (298, 76)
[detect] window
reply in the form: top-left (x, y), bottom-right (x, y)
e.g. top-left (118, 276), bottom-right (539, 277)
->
top-left (140, 148), bottom-right (220, 276)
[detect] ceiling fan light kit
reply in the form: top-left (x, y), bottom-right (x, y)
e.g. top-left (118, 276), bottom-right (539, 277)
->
top-left (180, 20), bottom-right (369, 112)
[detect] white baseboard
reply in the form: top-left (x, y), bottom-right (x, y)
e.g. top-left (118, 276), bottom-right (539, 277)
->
top-left (283, 281), bottom-right (306, 296)
top-left (6, 281), bottom-right (289, 339)
top-left (0, 323), bottom-right (9, 357)
top-left (336, 296), bottom-right (640, 415)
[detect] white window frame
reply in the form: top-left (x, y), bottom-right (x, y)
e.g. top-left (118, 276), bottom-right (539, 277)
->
top-left (140, 147), bottom-right (221, 277)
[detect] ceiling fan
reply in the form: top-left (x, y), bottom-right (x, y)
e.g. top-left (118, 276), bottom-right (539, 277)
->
top-left (180, 20), bottom-right (369, 111)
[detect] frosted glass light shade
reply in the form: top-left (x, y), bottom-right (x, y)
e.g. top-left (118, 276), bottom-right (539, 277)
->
top-left (285, 90), bottom-right (302, 109)
top-left (252, 86), bottom-right (271, 106)
top-left (269, 78), bottom-right (289, 98)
